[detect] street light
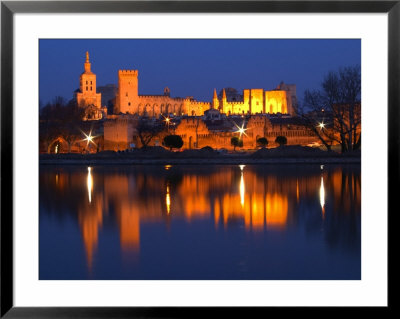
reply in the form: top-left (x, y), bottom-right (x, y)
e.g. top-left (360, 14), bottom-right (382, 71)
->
top-left (234, 122), bottom-right (248, 138)
top-left (163, 115), bottom-right (171, 132)
top-left (81, 129), bottom-right (97, 153)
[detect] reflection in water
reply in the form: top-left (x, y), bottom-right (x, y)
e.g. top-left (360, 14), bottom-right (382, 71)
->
top-left (87, 167), bottom-right (93, 203)
top-left (240, 166), bottom-right (245, 207)
top-left (40, 164), bottom-right (361, 279)
top-left (166, 183), bottom-right (171, 214)
top-left (320, 176), bottom-right (325, 219)
top-left (78, 196), bottom-right (102, 271)
top-left (266, 193), bottom-right (288, 228)
top-left (118, 201), bottom-right (140, 252)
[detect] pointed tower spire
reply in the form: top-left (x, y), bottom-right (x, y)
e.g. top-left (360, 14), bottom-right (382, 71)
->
top-left (77, 51), bottom-right (102, 113)
top-left (222, 88), bottom-right (227, 101)
top-left (212, 88), bottom-right (219, 109)
top-left (221, 88), bottom-right (228, 113)
top-left (84, 51), bottom-right (91, 73)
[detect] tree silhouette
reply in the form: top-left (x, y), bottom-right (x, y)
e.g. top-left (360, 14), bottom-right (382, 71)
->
top-left (163, 135), bottom-right (183, 151)
top-left (275, 136), bottom-right (287, 146)
top-left (231, 136), bottom-right (243, 151)
top-left (136, 117), bottom-right (164, 148)
top-left (299, 65), bottom-right (361, 152)
top-left (257, 137), bottom-right (268, 148)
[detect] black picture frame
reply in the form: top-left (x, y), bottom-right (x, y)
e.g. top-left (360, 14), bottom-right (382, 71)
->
top-left (1, 1), bottom-right (395, 317)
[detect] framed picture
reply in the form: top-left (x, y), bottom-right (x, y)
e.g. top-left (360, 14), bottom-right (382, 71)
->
top-left (1, 0), bottom-right (395, 317)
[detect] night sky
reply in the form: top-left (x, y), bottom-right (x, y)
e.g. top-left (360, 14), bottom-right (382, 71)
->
top-left (39, 39), bottom-right (361, 106)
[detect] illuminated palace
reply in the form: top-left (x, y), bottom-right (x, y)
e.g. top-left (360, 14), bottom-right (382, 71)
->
top-left (74, 52), bottom-right (319, 151)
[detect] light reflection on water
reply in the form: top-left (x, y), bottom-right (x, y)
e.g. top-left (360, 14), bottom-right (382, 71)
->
top-left (87, 167), bottom-right (93, 204)
top-left (39, 164), bottom-right (361, 280)
top-left (320, 176), bottom-right (325, 219)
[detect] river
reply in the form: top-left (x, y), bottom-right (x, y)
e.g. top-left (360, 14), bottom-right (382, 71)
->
top-left (39, 164), bottom-right (361, 280)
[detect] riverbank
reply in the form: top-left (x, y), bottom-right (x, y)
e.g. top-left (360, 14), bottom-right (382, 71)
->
top-left (39, 145), bottom-right (361, 165)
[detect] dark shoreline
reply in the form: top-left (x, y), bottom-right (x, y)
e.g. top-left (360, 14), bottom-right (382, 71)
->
top-left (39, 156), bottom-right (361, 166)
top-left (39, 146), bottom-right (361, 165)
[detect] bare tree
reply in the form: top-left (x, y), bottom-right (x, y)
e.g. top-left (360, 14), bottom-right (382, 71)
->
top-left (299, 65), bottom-right (361, 152)
top-left (135, 116), bottom-right (164, 148)
top-left (39, 98), bottom-right (84, 153)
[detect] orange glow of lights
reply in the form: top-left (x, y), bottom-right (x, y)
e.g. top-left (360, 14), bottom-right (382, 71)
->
top-left (214, 200), bottom-right (221, 228)
top-left (251, 194), bottom-right (265, 230)
top-left (183, 195), bottom-right (210, 220)
top-left (80, 214), bottom-right (99, 270)
top-left (78, 198), bottom-right (103, 271)
top-left (178, 175), bottom-right (211, 220)
top-left (218, 191), bottom-right (288, 231)
top-left (164, 165), bottom-right (172, 170)
top-left (265, 193), bottom-right (288, 228)
top-left (119, 204), bottom-right (140, 251)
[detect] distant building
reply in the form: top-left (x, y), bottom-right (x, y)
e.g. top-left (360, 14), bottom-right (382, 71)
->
top-left (114, 69), bottom-right (210, 117)
top-left (218, 87), bottom-right (243, 102)
top-left (103, 111), bottom-right (317, 151)
top-left (214, 84), bottom-right (296, 116)
top-left (71, 52), bottom-right (320, 152)
top-left (98, 84), bottom-right (117, 114)
top-left (75, 52), bottom-right (107, 120)
top-left (113, 68), bottom-right (295, 117)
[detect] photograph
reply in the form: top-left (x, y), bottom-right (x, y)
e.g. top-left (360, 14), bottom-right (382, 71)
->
top-left (38, 39), bottom-right (361, 280)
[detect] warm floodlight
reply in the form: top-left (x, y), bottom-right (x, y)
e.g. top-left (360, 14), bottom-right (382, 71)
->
top-left (162, 115), bottom-right (171, 123)
top-left (82, 130), bottom-right (97, 147)
top-left (234, 122), bottom-right (248, 138)
top-left (318, 122), bottom-right (325, 130)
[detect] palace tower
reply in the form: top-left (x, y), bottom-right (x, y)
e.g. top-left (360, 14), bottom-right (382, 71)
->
top-left (76, 51), bottom-right (102, 109)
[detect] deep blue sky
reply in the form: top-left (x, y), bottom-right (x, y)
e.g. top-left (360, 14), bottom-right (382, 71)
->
top-left (39, 39), bottom-right (360, 106)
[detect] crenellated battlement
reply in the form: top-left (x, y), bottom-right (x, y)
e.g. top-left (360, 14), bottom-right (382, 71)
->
top-left (225, 101), bottom-right (247, 105)
top-left (138, 95), bottom-right (185, 101)
top-left (119, 70), bottom-right (139, 76)
top-left (186, 100), bottom-right (211, 106)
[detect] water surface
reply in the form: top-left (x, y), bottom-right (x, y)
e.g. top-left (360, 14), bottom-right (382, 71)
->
top-left (39, 164), bottom-right (361, 280)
